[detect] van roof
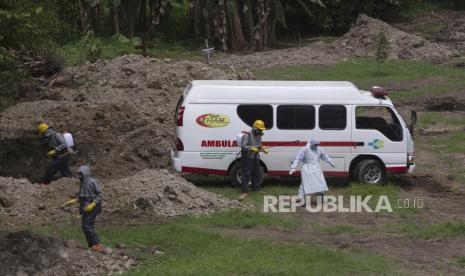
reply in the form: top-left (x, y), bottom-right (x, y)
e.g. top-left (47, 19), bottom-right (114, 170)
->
top-left (187, 80), bottom-right (391, 105)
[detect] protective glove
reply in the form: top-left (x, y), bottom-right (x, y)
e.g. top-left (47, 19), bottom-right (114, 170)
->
top-left (47, 149), bottom-right (56, 157)
top-left (84, 202), bottom-right (97, 213)
top-left (289, 169), bottom-right (296, 175)
top-left (64, 198), bottom-right (78, 207)
top-left (260, 147), bottom-right (269, 154)
top-left (250, 147), bottom-right (259, 153)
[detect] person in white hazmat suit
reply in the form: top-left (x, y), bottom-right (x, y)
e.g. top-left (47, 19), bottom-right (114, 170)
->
top-left (289, 137), bottom-right (335, 203)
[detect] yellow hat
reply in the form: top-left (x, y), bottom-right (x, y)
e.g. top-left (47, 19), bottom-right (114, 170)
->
top-left (253, 120), bottom-right (266, 131)
top-left (37, 123), bottom-right (49, 135)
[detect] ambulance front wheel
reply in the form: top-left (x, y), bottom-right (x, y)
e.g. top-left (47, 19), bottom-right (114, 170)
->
top-left (229, 161), bottom-right (265, 188)
top-left (354, 159), bottom-right (386, 184)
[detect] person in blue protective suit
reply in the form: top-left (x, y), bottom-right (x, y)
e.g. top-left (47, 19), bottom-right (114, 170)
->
top-left (64, 165), bottom-right (103, 251)
top-left (289, 137), bottom-right (335, 204)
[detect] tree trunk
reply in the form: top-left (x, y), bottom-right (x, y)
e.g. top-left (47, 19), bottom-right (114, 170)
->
top-left (78, 0), bottom-right (88, 33)
top-left (219, 0), bottom-right (228, 51)
top-left (245, 0), bottom-right (254, 48)
top-left (128, 0), bottom-right (136, 38)
top-left (201, 0), bottom-right (212, 40)
top-left (192, 0), bottom-right (201, 39)
top-left (228, 1), bottom-right (246, 51)
top-left (138, 0), bottom-right (147, 32)
top-left (111, 2), bottom-right (120, 35)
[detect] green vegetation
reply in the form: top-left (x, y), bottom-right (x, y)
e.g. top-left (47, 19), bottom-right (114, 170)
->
top-left (386, 222), bottom-right (465, 239)
top-left (60, 36), bottom-right (201, 66)
top-left (184, 208), bottom-right (301, 230)
top-left (456, 256), bottom-right (465, 267)
top-left (417, 112), bottom-right (465, 128)
top-left (333, 183), bottom-right (419, 214)
top-left (255, 59), bottom-right (463, 88)
top-left (189, 175), bottom-right (299, 206)
top-left (432, 132), bottom-right (465, 153)
top-left (37, 214), bottom-right (395, 275)
top-left (375, 30), bottom-right (390, 72)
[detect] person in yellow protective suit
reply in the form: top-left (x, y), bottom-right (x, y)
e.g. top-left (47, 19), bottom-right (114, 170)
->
top-left (65, 165), bottom-right (103, 251)
top-left (38, 122), bottom-right (72, 184)
top-left (239, 120), bottom-right (269, 201)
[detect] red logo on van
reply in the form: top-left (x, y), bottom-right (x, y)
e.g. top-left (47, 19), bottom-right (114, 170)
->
top-left (196, 114), bottom-right (230, 128)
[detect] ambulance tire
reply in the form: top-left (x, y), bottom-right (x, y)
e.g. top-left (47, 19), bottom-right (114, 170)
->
top-left (354, 159), bottom-right (386, 184)
top-left (229, 161), bottom-right (265, 188)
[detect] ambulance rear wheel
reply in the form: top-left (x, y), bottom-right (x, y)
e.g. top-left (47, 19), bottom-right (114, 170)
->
top-left (354, 159), bottom-right (386, 184)
top-left (229, 162), bottom-right (265, 188)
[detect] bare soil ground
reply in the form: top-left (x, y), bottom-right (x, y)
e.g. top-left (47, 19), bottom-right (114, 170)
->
top-left (0, 231), bottom-right (135, 276)
top-left (213, 14), bottom-right (461, 69)
top-left (393, 10), bottom-right (465, 57)
top-left (1, 11), bottom-right (465, 276)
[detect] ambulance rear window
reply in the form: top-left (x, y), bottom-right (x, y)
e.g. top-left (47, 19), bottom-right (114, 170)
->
top-left (237, 105), bottom-right (273, 129)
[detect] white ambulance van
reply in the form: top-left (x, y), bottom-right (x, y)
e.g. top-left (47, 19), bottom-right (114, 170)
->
top-left (171, 80), bottom-right (416, 185)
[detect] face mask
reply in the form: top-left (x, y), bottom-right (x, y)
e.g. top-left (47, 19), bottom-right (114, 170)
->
top-left (253, 129), bottom-right (263, 136)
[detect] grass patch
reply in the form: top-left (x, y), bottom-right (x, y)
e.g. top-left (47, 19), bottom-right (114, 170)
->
top-left (429, 132), bottom-right (465, 153)
top-left (417, 111), bottom-right (465, 127)
top-left (254, 58), bottom-right (464, 91)
top-left (60, 36), bottom-right (202, 66)
top-left (389, 78), bottom-right (465, 101)
top-left (333, 183), bottom-right (419, 214)
top-left (456, 256), bottom-right (465, 267)
top-left (37, 218), bottom-right (395, 275)
top-left (188, 175), bottom-right (300, 207)
top-left (387, 222), bottom-right (465, 239)
top-left (184, 208), bottom-right (301, 230)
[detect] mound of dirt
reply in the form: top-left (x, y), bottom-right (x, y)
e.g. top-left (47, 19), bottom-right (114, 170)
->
top-left (0, 55), bottom-right (243, 182)
top-left (105, 169), bottom-right (245, 218)
top-left (425, 96), bottom-right (465, 111)
top-left (336, 14), bottom-right (458, 63)
top-left (213, 14), bottom-right (459, 68)
top-left (393, 10), bottom-right (465, 55)
top-left (0, 231), bottom-right (134, 276)
top-left (0, 170), bottom-right (245, 228)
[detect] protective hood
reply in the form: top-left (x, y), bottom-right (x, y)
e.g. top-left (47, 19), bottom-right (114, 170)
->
top-left (306, 137), bottom-right (320, 149)
top-left (77, 165), bottom-right (91, 180)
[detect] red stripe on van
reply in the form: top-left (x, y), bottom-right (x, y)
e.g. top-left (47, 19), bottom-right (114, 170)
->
top-left (262, 141), bottom-right (358, 147)
top-left (267, 171), bottom-right (349, 177)
top-left (386, 166), bottom-right (408, 174)
top-left (182, 166), bottom-right (228, 176)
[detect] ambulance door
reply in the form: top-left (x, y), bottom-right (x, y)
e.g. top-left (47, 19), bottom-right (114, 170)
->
top-left (315, 104), bottom-right (352, 175)
top-left (351, 105), bottom-right (408, 173)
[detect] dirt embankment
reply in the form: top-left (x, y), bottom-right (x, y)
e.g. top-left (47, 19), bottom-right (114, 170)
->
top-left (0, 55), bottom-right (245, 182)
top-left (336, 14), bottom-right (458, 63)
top-left (213, 14), bottom-right (459, 68)
top-left (0, 231), bottom-right (135, 276)
top-left (0, 169), bottom-right (245, 229)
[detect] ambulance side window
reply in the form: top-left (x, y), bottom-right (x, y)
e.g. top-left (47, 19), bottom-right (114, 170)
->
top-left (355, 106), bottom-right (403, 141)
top-left (319, 105), bottom-right (346, 130)
top-left (277, 105), bottom-right (315, 130)
top-left (237, 105), bottom-right (273, 129)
